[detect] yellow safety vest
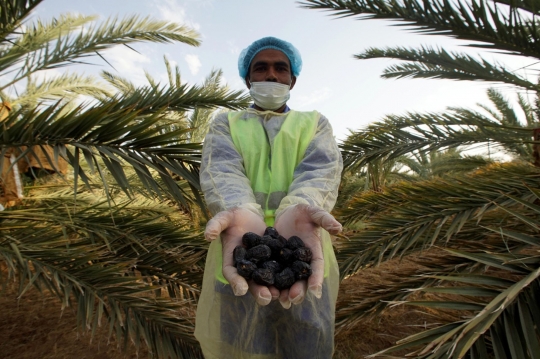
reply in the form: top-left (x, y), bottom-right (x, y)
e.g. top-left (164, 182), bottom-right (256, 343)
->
top-left (215, 109), bottom-right (319, 283)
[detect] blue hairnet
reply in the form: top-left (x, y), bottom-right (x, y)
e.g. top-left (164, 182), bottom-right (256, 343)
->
top-left (238, 37), bottom-right (302, 79)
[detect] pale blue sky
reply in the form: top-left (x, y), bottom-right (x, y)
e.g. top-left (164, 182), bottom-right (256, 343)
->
top-left (32, 0), bottom-right (538, 140)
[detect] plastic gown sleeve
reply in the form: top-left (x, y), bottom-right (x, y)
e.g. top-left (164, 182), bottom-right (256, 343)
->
top-left (200, 112), bottom-right (264, 218)
top-left (275, 114), bottom-right (343, 218)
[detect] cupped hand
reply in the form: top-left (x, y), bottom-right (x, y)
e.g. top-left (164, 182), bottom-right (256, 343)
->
top-left (205, 208), bottom-right (280, 305)
top-left (274, 204), bottom-right (342, 308)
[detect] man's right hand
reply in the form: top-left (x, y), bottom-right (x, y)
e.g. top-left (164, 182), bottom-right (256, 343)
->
top-left (205, 208), bottom-right (279, 306)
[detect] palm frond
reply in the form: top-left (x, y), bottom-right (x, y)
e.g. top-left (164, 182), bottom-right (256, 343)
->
top-left (517, 93), bottom-right (537, 126)
top-left (0, 14), bottom-right (98, 79)
top-left (101, 70), bottom-right (136, 94)
top-left (356, 46), bottom-right (538, 91)
top-left (341, 106), bottom-right (533, 170)
top-left (1, 194), bottom-right (207, 298)
top-left (336, 251), bottom-right (511, 334)
top-left (370, 260), bottom-right (540, 358)
top-left (0, 0), bottom-right (42, 42)
top-left (486, 88), bottom-right (520, 126)
top-left (299, 0), bottom-right (540, 58)
top-left (336, 162), bottom-right (539, 278)
top-left (1, 15), bottom-right (201, 91)
top-left (188, 70), bottom-right (228, 143)
top-left (338, 172), bottom-right (540, 357)
top-left (164, 55), bottom-right (182, 88)
top-left (0, 237), bottom-right (204, 358)
top-left (492, 0), bottom-right (540, 13)
top-left (430, 154), bottom-right (494, 176)
top-left (0, 183), bottom-right (209, 358)
top-left (0, 82), bottom-right (250, 207)
top-left (14, 72), bottom-right (112, 107)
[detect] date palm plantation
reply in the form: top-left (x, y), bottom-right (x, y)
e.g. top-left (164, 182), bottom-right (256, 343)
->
top-left (302, 0), bottom-right (540, 358)
top-left (0, 1), bottom-right (250, 358)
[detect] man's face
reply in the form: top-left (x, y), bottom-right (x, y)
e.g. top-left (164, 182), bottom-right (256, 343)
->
top-left (245, 49), bottom-right (296, 89)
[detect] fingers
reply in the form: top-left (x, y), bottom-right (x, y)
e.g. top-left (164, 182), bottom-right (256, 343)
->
top-left (248, 282), bottom-right (273, 306)
top-left (306, 237), bottom-right (324, 299)
top-left (306, 205), bottom-right (342, 235)
top-left (307, 262), bottom-right (324, 299)
top-left (279, 288), bottom-right (291, 309)
top-left (268, 286), bottom-right (280, 301)
top-left (288, 280), bottom-right (307, 305)
top-left (222, 264), bottom-right (248, 296)
top-left (222, 234), bottom-right (248, 296)
top-left (205, 211), bottom-right (234, 241)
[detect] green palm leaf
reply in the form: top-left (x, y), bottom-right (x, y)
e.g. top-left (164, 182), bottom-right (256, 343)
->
top-left (336, 162), bottom-right (539, 277)
top-left (0, 0), bottom-right (42, 41)
top-left (356, 46), bottom-right (538, 90)
top-left (1, 239), bottom-right (204, 358)
top-left (14, 72), bottom-right (113, 106)
top-left (0, 3), bottom-right (252, 357)
top-left (341, 107), bottom-right (533, 170)
top-left (1, 82), bottom-right (250, 207)
top-left (370, 264), bottom-right (540, 358)
top-left (1, 14), bottom-right (200, 92)
top-left (303, 0), bottom-right (540, 357)
top-left (299, 0), bottom-right (540, 58)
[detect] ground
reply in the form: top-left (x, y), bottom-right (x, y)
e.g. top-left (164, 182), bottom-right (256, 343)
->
top-left (0, 257), bottom-right (436, 359)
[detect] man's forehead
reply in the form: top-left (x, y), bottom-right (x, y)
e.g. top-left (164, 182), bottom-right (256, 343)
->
top-left (251, 49), bottom-right (290, 65)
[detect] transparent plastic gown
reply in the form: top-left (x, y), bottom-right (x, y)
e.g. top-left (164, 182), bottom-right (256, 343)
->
top-left (195, 109), bottom-right (343, 358)
top-left (195, 230), bottom-right (339, 359)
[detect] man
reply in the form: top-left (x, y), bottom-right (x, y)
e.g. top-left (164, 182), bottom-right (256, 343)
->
top-left (195, 37), bottom-right (343, 359)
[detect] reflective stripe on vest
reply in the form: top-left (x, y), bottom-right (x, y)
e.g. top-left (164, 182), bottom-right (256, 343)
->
top-left (214, 110), bottom-right (319, 284)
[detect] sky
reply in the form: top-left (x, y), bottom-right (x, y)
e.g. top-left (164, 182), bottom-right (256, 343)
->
top-left (31, 0), bottom-right (539, 141)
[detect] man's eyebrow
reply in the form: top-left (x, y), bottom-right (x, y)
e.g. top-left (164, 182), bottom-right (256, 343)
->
top-left (252, 60), bottom-right (290, 68)
top-left (252, 60), bottom-right (268, 67)
top-left (274, 61), bottom-right (290, 68)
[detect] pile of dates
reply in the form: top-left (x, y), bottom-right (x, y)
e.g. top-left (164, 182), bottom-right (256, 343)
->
top-left (234, 227), bottom-right (312, 290)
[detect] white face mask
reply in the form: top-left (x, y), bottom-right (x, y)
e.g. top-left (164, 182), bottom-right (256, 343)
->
top-left (249, 81), bottom-right (290, 110)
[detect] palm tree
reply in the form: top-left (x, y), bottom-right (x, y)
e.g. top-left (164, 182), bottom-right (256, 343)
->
top-left (0, 1), bottom-right (250, 358)
top-left (301, 0), bottom-right (540, 357)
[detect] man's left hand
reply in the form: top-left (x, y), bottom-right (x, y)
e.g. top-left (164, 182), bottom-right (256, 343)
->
top-left (274, 204), bottom-right (342, 308)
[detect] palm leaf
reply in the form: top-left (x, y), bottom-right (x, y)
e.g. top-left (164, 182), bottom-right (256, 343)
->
top-left (0, 83), bottom-right (250, 207)
top-left (492, 0), bottom-right (540, 14)
top-left (340, 106), bottom-right (533, 170)
top-left (0, 189), bottom-right (208, 358)
top-left (0, 0), bottom-right (42, 42)
top-left (336, 162), bottom-right (540, 278)
top-left (0, 238), bottom-right (204, 358)
top-left (15, 72), bottom-right (113, 106)
top-left (356, 46), bottom-right (538, 90)
top-left (299, 0), bottom-right (540, 58)
top-left (1, 14), bottom-right (201, 91)
top-left (101, 70), bottom-right (137, 94)
top-left (370, 265), bottom-right (540, 358)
